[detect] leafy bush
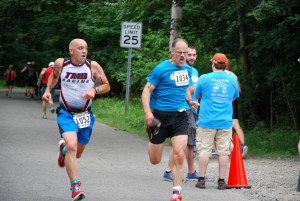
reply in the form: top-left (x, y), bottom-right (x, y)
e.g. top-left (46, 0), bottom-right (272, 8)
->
top-left (246, 121), bottom-right (299, 156)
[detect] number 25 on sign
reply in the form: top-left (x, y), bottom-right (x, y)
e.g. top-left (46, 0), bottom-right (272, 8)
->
top-left (120, 22), bottom-right (142, 49)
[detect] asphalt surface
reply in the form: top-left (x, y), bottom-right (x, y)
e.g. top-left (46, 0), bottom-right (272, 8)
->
top-left (0, 89), bottom-right (248, 201)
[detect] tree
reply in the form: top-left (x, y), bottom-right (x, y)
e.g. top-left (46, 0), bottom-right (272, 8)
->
top-left (169, 0), bottom-right (183, 50)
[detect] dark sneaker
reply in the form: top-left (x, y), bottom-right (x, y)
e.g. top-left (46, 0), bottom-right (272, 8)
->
top-left (71, 181), bottom-right (85, 201)
top-left (195, 178), bottom-right (206, 189)
top-left (217, 179), bottom-right (227, 190)
top-left (186, 170), bottom-right (200, 181)
top-left (163, 170), bottom-right (173, 181)
top-left (241, 144), bottom-right (248, 158)
top-left (58, 139), bottom-right (66, 168)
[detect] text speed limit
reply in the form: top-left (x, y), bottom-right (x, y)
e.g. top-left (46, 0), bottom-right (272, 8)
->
top-left (120, 22), bottom-right (142, 49)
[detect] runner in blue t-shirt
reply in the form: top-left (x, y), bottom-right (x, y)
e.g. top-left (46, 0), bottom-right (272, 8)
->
top-left (194, 53), bottom-right (239, 190)
top-left (141, 39), bottom-right (198, 201)
top-left (163, 46), bottom-right (201, 182)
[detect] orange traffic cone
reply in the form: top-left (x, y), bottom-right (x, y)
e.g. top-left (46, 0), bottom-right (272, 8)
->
top-left (227, 133), bottom-right (251, 189)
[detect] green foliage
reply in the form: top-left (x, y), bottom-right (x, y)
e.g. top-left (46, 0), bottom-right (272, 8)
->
top-left (92, 96), bottom-right (145, 135)
top-left (129, 29), bottom-right (170, 94)
top-left (246, 121), bottom-right (299, 156)
top-left (0, 79), bottom-right (5, 88)
top-left (0, 0), bottom-right (86, 71)
top-left (244, 0), bottom-right (300, 130)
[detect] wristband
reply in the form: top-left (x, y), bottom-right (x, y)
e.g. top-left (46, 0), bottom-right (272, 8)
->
top-left (47, 85), bottom-right (52, 90)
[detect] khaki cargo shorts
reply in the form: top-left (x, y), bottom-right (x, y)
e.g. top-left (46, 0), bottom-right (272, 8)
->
top-left (196, 127), bottom-right (232, 157)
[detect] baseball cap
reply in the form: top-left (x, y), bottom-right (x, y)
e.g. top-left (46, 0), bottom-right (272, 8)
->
top-left (225, 58), bottom-right (230, 70)
top-left (48, 62), bottom-right (54, 67)
top-left (210, 53), bottom-right (228, 68)
top-left (210, 53), bottom-right (228, 63)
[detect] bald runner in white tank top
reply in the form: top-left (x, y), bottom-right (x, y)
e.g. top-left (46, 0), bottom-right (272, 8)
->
top-left (59, 58), bottom-right (94, 113)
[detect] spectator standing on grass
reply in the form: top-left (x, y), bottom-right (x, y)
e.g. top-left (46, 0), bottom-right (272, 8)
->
top-left (141, 38), bottom-right (198, 201)
top-left (42, 38), bottom-right (110, 201)
top-left (4, 64), bottom-right (17, 98)
top-left (224, 58), bottom-right (248, 158)
top-left (37, 61), bottom-right (55, 119)
top-left (163, 46), bottom-right (200, 182)
top-left (194, 53), bottom-right (239, 190)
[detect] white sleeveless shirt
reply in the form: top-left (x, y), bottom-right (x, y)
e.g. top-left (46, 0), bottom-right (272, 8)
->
top-left (59, 58), bottom-right (94, 113)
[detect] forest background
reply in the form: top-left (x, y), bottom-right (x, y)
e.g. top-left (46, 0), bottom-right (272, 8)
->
top-left (0, 0), bottom-right (299, 156)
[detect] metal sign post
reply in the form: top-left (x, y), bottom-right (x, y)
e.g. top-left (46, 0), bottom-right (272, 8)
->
top-left (125, 48), bottom-right (132, 113)
top-left (120, 22), bottom-right (142, 114)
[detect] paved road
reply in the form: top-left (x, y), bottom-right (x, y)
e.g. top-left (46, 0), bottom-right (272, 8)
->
top-left (0, 89), bottom-right (248, 201)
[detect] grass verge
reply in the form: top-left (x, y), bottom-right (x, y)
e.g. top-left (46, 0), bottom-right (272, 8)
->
top-left (92, 97), bottom-right (299, 157)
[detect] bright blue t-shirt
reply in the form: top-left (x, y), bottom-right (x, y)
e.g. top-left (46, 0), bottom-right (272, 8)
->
top-left (194, 71), bottom-right (239, 129)
top-left (147, 60), bottom-right (192, 111)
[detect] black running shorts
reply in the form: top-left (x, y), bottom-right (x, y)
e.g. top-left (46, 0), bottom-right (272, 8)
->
top-left (148, 109), bottom-right (188, 144)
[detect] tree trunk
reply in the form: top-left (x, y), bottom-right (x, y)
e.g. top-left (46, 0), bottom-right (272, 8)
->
top-left (236, 0), bottom-right (250, 76)
top-left (169, 0), bottom-right (182, 50)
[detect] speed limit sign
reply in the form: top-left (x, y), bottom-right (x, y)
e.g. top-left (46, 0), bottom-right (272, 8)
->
top-left (120, 22), bottom-right (142, 49)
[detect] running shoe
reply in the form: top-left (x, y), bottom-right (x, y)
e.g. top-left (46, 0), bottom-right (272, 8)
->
top-left (195, 178), bottom-right (206, 189)
top-left (163, 170), bottom-right (173, 181)
top-left (170, 195), bottom-right (182, 201)
top-left (42, 114), bottom-right (47, 119)
top-left (71, 181), bottom-right (85, 201)
top-left (217, 179), bottom-right (227, 190)
top-left (186, 170), bottom-right (200, 181)
top-left (58, 139), bottom-right (66, 168)
top-left (241, 144), bottom-right (248, 158)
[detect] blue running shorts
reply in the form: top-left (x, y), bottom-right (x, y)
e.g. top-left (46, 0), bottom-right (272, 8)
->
top-left (57, 108), bottom-right (95, 145)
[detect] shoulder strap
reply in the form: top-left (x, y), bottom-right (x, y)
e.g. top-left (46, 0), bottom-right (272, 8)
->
top-left (63, 57), bottom-right (71, 67)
